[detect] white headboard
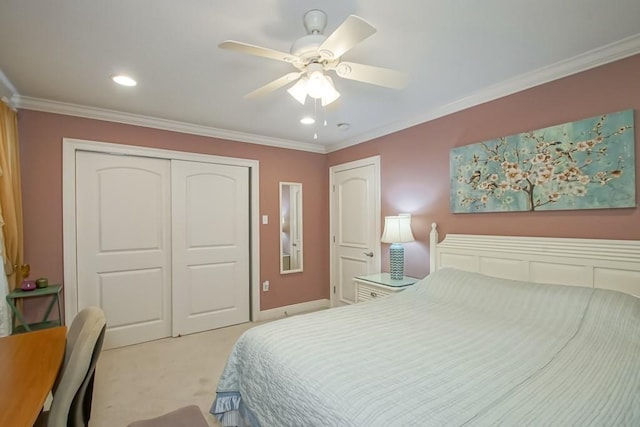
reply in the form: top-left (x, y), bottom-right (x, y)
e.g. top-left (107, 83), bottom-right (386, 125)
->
top-left (429, 223), bottom-right (640, 297)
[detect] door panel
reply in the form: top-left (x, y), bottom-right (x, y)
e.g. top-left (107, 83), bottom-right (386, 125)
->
top-left (331, 159), bottom-right (380, 306)
top-left (172, 160), bottom-right (250, 336)
top-left (76, 151), bottom-right (172, 349)
top-left (188, 263), bottom-right (236, 314)
top-left (99, 269), bottom-right (164, 327)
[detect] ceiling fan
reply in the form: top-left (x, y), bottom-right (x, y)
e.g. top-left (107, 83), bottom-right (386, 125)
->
top-left (219, 9), bottom-right (408, 107)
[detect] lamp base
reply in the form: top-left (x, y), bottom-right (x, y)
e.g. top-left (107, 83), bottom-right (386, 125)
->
top-left (389, 243), bottom-right (404, 280)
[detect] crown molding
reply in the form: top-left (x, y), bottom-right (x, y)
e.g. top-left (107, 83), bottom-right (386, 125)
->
top-left (13, 96), bottom-right (327, 154)
top-left (327, 34), bottom-right (640, 153)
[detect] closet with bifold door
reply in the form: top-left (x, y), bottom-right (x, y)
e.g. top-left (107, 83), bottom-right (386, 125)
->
top-left (74, 150), bottom-right (250, 349)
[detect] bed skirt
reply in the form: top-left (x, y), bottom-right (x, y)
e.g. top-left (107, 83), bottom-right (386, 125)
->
top-left (211, 391), bottom-right (260, 427)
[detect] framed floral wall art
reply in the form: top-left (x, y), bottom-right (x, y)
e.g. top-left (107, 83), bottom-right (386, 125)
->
top-left (450, 109), bottom-right (635, 213)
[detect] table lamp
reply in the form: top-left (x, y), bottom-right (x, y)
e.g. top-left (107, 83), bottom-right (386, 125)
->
top-left (380, 214), bottom-right (415, 280)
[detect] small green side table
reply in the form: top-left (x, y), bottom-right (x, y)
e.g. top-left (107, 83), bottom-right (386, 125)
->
top-left (6, 284), bottom-right (63, 334)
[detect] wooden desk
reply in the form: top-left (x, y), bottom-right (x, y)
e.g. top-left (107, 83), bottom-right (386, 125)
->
top-left (0, 327), bottom-right (66, 427)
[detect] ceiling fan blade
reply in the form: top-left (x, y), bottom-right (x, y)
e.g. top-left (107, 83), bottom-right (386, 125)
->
top-left (219, 40), bottom-right (297, 63)
top-left (245, 72), bottom-right (302, 99)
top-left (319, 15), bottom-right (376, 59)
top-left (334, 61), bottom-right (408, 89)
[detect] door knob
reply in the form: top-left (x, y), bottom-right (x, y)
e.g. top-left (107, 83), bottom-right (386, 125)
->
top-left (363, 251), bottom-right (374, 258)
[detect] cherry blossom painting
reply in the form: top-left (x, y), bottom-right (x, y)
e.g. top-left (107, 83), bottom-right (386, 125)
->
top-left (450, 110), bottom-right (635, 213)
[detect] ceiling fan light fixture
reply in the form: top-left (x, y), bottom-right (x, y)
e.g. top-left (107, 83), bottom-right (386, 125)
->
top-left (287, 63), bottom-right (340, 106)
top-left (306, 70), bottom-right (327, 99)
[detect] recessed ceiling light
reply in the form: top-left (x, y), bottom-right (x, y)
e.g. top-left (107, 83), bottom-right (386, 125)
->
top-left (300, 116), bottom-right (315, 125)
top-left (112, 75), bottom-right (137, 87)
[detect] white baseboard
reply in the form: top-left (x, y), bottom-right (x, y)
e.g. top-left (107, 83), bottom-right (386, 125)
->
top-left (258, 299), bottom-right (330, 321)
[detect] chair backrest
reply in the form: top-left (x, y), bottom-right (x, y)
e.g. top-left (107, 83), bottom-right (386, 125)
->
top-left (69, 323), bottom-right (105, 426)
top-left (48, 307), bottom-right (106, 427)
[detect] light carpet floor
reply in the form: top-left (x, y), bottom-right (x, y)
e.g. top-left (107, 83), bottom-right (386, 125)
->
top-left (90, 321), bottom-right (257, 426)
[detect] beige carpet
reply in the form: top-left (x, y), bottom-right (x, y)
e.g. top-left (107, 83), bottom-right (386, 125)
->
top-left (90, 322), bottom-right (257, 426)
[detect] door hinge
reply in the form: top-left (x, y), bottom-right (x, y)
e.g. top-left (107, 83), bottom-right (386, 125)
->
top-left (333, 286), bottom-right (336, 293)
top-left (332, 184), bottom-right (335, 192)
top-left (333, 235), bottom-right (335, 243)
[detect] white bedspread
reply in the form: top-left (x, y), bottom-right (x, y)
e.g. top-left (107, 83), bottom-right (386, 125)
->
top-left (211, 268), bottom-right (640, 426)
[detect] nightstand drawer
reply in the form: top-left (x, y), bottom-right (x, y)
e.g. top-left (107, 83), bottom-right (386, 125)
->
top-left (357, 284), bottom-right (393, 302)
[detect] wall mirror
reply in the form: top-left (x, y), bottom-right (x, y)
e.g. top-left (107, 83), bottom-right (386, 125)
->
top-left (280, 182), bottom-right (303, 274)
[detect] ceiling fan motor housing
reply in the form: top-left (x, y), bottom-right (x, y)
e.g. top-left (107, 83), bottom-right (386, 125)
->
top-left (291, 10), bottom-right (329, 59)
top-left (290, 34), bottom-right (327, 58)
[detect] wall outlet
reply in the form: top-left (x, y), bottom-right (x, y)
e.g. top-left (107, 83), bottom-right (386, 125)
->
top-left (262, 280), bottom-right (269, 291)
top-left (262, 215), bottom-right (268, 224)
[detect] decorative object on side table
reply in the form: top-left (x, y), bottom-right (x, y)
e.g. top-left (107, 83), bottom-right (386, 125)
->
top-left (19, 264), bottom-right (35, 291)
top-left (21, 280), bottom-right (36, 291)
top-left (380, 214), bottom-right (415, 280)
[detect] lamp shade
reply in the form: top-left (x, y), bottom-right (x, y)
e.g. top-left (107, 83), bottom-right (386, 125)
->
top-left (381, 215), bottom-right (414, 243)
top-left (319, 76), bottom-right (340, 106)
top-left (287, 78), bottom-right (308, 105)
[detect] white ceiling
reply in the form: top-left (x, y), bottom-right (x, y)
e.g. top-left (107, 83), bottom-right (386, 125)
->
top-left (1, 0), bottom-right (640, 153)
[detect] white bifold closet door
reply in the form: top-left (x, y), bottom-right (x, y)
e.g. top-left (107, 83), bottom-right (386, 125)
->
top-left (75, 151), bottom-right (249, 349)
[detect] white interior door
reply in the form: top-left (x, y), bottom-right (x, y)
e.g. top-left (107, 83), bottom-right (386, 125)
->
top-left (171, 160), bottom-right (250, 336)
top-left (330, 157), bottom-right (380, 306)
top-left (76, 151), bottom-right (172, 349)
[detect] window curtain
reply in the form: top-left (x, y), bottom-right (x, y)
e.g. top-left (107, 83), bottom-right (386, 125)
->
top-left (0, 239), bottom-right (9, 336)
top-left (0, 101), bottom-right (24, 293)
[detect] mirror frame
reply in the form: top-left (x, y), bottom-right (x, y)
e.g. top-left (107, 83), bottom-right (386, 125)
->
top-left (279, 182), bottom-right (303, 274)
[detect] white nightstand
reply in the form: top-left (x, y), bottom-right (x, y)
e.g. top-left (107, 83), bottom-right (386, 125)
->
top-left (353, 273), bottom-right (420, 303)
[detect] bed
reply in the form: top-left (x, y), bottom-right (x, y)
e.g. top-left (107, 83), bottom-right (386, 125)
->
top-left (211, 224), bottom-right (640, 426)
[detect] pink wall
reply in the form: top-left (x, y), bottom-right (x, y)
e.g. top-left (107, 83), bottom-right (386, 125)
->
top-left (18, 111), bottom-right (329, 318)
top-left (328, 54), bottom-right (640, 280)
